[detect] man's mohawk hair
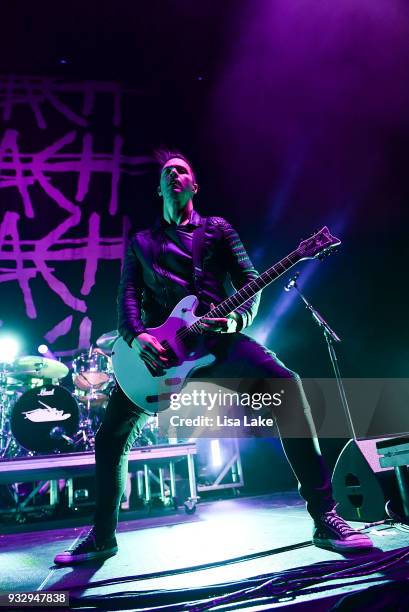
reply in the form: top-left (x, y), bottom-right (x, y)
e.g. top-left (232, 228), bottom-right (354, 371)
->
top-left (154, 147), bottom-right (196, 181)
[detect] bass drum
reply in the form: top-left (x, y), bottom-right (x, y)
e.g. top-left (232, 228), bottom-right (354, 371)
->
top-left (11, 385), bottom-right (79, 453)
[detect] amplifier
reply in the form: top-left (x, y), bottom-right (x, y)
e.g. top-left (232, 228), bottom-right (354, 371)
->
top-left (332, 439), bottom-right (399, 522)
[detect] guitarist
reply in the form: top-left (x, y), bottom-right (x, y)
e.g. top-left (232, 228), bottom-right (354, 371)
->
top-left (55, 149), bottom-right (372, 564)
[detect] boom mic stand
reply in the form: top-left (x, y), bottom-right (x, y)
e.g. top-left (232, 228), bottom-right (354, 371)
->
top-left (284, 272), bottom-right (357, 440)
top-left (285, 274), bottom-right (409, 525)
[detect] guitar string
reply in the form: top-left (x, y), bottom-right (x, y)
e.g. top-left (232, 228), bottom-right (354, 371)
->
top-left (176, 232), bottom-right (335, 342)
top-left (158, 234), bottom-right (334, 358)
top-left (175, 250), bottom-right (300, 342)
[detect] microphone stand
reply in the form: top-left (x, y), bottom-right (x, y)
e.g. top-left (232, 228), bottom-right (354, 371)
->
top-left (286, 275), bottom-right (357, 440)
top-left (287, 275), bottom-right (409, 525)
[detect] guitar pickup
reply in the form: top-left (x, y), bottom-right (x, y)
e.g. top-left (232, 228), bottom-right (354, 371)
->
top-left (146, 392), bottom-right (174, 403)
top-left (165, 377), bottom-right (182, 386)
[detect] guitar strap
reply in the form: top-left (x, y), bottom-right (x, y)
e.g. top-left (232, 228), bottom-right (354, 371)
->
top-left (191, 216), bottom-right (209, 296)
top-left (145, 217), bottom-right (210, 299)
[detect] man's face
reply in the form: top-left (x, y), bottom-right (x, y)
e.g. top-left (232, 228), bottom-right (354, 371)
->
top-left (159, 157), bottom-right (197, 200)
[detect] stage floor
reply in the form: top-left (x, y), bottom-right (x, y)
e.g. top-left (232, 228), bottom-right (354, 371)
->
top-left (1, 492), bottom-right (409, 610)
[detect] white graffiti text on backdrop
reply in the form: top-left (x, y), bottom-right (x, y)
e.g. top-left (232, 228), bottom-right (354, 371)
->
top-left (0, 77), bottom-right (146, 354)
top-left (0, 75), bottom-right (122, 129)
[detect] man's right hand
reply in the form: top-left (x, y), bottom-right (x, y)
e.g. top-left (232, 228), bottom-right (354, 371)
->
top-left (132, 333), bottom-right (168, 373)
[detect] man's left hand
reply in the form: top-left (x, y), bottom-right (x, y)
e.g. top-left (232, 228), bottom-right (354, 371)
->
top-left (199, 303), bottom-right (239, 334)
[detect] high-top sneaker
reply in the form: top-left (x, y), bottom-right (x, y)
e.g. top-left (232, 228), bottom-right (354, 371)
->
top-left (313, 509), bottom-right (373, 552)
top-left (54, 527), bottom-right (118, 565)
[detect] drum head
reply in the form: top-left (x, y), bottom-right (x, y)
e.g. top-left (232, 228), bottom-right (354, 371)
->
top-left (11, 385), bottom-right (79, 453)
top-left (72, 350), bottom-right (111, 390)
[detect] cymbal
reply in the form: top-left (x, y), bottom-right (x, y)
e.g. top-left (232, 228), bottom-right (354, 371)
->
top-left (10, 356), bottom-right (69, 380)
top-left (96, 330), bottom-right (118, 351)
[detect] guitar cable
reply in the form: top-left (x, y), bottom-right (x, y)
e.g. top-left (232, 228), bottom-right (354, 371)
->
top-left (62, 544), bottom-right (409, 611)
top-left (51, 537), bottom-right (313, 592)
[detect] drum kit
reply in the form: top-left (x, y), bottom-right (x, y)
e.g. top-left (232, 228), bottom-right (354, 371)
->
top-left (0, 330), bottom-right (159, 459)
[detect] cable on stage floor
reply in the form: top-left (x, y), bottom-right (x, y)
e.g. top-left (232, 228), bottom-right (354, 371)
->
top-left (61, 544), bottom-right (409, 611)
top-left (52, 538), bottom-right (313, 592)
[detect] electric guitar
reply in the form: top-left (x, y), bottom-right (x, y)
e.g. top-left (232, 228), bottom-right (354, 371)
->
top-left (112, 226), bottom-right (340, 413)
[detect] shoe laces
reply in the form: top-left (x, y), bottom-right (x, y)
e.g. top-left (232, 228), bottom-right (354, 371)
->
top-left (71, 528), bottom-right (98, 552)
top-left (321, 509), bottom-right (356, 535)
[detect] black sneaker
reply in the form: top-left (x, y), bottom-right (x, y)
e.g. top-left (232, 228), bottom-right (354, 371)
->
top-left (313, 509), bottom-right (373, 552)
top-left (54, 528), bottom-right (118, 565)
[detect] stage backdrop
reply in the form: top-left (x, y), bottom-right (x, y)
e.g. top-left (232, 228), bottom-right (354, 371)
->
top-left (0, 74), bottom-right (155, 359)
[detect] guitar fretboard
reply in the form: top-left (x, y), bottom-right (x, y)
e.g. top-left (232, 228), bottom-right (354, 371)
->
top-left (180, 249), bottom-right (301, 339)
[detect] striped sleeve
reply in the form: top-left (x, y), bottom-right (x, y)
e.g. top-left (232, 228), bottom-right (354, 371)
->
top-left (220, 219), bottom-right (261, 330)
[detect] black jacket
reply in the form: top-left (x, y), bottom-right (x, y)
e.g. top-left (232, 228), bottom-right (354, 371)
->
top-left (117, 210), bottom-right (260, 346)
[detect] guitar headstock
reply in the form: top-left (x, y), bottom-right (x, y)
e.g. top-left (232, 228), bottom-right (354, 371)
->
top-left (296, 226), bottom-right (341, 260)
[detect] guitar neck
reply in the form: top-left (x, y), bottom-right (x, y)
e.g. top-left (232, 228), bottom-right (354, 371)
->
top-left (195, 249), bottom-right (302, 325)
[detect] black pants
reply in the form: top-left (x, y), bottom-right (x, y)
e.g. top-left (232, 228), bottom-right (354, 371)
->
top-left (94, 333), bottom-right (335, 539)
